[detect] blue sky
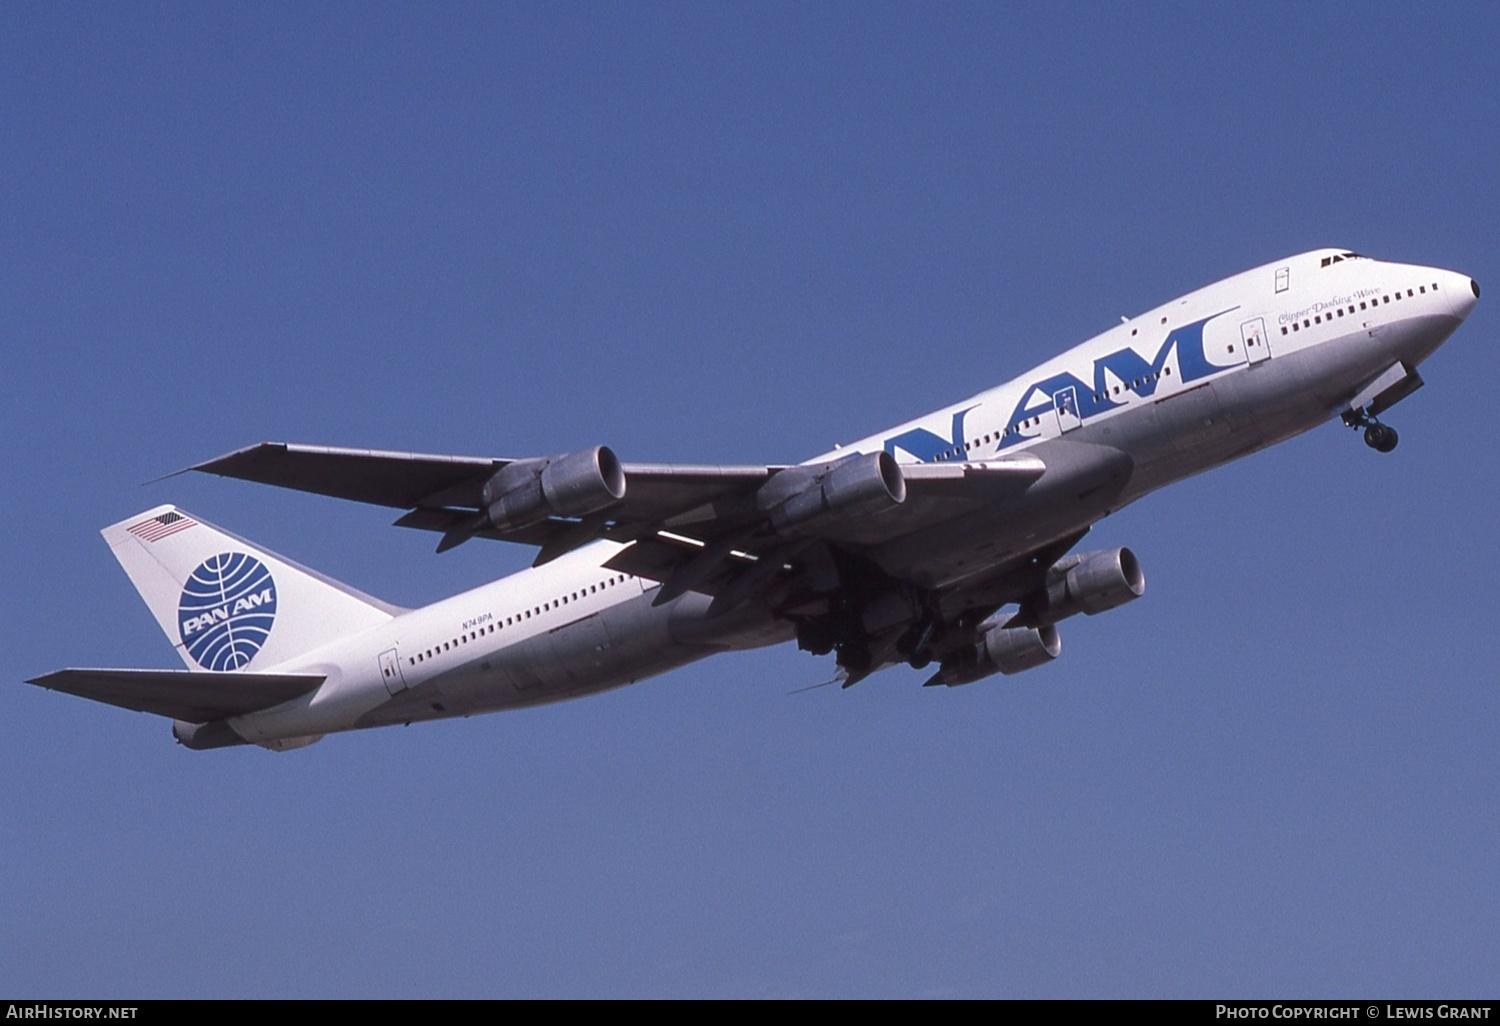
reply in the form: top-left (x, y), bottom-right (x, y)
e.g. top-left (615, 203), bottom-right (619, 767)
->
top-left (3, 3), bottom-right (1497, 997)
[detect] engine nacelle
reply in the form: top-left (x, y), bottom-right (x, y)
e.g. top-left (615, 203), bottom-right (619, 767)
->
top-left (480, 446), bottom-right (626, 532)
top-left (931, 624), bottom-right (1062, 687)
top-left (1025, 547), bottom-right (1145, 626)
top-left (767, 451), bottom-right (906, 532)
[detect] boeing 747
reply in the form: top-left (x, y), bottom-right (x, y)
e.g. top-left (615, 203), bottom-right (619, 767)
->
top-left (29, 249), bottom-right (1479, 750)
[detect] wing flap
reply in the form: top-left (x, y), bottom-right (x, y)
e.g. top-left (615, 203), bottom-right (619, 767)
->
top-left (601, 535), bottom-right (705, 581)
top-left (900, 455), bottom-right (1047, 497)
top-left (27, 668), bottom-right (326, 723)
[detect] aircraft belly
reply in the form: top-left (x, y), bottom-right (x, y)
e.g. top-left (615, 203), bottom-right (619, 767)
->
top-left (870, 438), bottom-right (1134, 589)
top-left (352, 590), bottom-right (759, 730)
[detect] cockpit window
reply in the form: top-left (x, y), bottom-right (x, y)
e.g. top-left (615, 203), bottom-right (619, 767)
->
top-left (1321, 252), bottom-right (1367, 267)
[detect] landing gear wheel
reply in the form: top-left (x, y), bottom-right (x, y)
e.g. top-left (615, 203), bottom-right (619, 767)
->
top-left (897, 616), bottom-right (939, 670)
top-left (1364, 423), bottom-right (1399, 453)
top-left (835, 640), bottom-right (872, 674)
top-left (796, 620), bottom-right (837, 656)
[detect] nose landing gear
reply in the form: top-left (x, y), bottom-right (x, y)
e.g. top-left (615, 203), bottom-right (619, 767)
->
top-left (1363, 422), bottom-right (1399, 452)
top-left (1342, 407), bottom-right (1399, 453)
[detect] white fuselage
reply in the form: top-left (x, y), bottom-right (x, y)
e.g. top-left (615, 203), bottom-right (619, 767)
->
top-left (223, 249), bottom-right (1476, 747)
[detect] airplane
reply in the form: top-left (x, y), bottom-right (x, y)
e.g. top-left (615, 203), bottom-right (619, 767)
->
top-left (29, 248), bottom-right (1480, 751)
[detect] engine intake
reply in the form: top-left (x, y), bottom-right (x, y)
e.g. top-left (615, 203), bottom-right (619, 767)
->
top-left (929, 625), bottom-right (1062, 687)
top-left (480, 446), bottom-right (626, 532)
top-left (767, 451), bottom-right (906, 532)
top-left (1024, 547), bottom-right (1144, 626)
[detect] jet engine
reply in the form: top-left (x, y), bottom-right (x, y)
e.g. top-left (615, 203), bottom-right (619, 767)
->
top-left (1020, 547), bottom-right (1145, 627)
top-left (766, 451), bottom-right (907, 533)
top-left (479, 445), bottom-right (626, 532)
top-left (927, 624), bottom-right (1062, 687)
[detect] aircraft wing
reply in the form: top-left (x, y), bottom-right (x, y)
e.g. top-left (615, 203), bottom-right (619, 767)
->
top-left (187, 443), bottom-right (504, 509)
top-left (27, 668), bottom-right (326, 723)
top-left (193, 442), bottom-right (780, 528)
top-left (191, 441), bottom-right (1048, 566)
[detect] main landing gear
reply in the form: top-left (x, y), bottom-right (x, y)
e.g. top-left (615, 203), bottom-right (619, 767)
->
top-left (1342, 407), bottom-right (1399, 453)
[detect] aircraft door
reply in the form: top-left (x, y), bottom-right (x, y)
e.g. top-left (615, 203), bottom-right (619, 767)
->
top-left (1053, 386), bottom-right (1082, 433)
top-left (1240, 317), bottom-right (1270, 363)
top-left (378, 648), bottom-right (408, 695)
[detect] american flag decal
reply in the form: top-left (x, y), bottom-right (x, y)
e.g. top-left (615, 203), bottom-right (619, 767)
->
top-left (126, 511), bottom-right (197, 542)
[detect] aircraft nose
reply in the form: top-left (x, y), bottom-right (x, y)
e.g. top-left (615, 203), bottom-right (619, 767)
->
top-left (1448, 271), bottom-right (1479, 320)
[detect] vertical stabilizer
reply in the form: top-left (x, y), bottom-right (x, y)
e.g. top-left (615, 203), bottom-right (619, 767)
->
top-left (103, 505), bottom-right (400, 671)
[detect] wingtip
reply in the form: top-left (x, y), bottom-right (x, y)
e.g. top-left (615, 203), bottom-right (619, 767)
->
top-left (142, 464), bottom-right (194, 486)
top-left (145, 442), bottom-right (287, 486)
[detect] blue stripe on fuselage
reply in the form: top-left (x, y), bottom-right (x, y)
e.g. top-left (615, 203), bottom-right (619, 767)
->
top-left (883, 406), bottom-right (978, 462)
top-left (996, 310), bottom-right (1234, 450)
top-left (875, 309), bottom-right (1237, 460)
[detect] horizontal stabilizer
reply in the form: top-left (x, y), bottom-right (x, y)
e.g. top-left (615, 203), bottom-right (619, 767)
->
top-left (26, 668), bottom-right (325, 723)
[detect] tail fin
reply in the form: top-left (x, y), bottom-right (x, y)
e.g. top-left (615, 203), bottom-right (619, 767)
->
top-left (103, 505), bottom-right (401, 671)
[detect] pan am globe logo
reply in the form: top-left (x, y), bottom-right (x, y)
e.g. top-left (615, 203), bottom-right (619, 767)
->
top-left (177, 552), bottom-right (278, 671)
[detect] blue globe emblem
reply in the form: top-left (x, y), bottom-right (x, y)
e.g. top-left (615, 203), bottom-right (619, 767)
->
top-left (178, 553), bottom-right (278, 671)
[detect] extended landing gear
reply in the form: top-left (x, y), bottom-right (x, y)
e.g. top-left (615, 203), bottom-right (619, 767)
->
top-left (1364, 422), bottom-right (1398, 453)
top-left (896, 616), bottom-right (939, 670)
top-left (796, 616), bottom-right (872, 672)
top-left (835, 639), bottom-right (873, 675)
top-left (1343, 407), bottom-right (1399, 453)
